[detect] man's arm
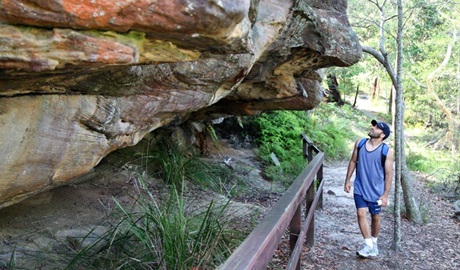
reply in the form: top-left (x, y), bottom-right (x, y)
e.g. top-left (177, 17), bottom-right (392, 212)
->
top-left (344, 140), bottom-right (359, 193)
top-left (380, 148), bottom-right (394, 206)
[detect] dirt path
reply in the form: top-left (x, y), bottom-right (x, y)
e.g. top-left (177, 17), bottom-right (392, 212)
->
top-left (301, 164), bottom-right (460, 269)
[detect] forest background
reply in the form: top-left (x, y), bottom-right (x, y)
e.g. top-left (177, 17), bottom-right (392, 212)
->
top-left (330, 0), bottom-right (460, 190)
top-left (262, 0), bottom-right (460, 203)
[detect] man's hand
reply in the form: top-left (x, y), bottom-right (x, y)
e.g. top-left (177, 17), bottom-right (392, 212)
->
top-left (379, 196), bottom-right (390, 207)
top-left (344, 181), bottom-right (351, 193)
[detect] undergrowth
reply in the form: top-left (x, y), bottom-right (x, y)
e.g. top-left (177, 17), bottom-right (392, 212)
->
top-left (246, 103), bottom-right (369, 186)
top-left (405, 128), bottom-right (460, 200)
top-left (147, 140), bottom-right (222, 191)
top-left (66, 178), bottom-right (237, 270)
top-left (63, 139), bottom-right (245, 270)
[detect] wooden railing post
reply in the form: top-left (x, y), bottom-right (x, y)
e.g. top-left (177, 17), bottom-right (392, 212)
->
top-left (301, 133), bottom-right (323, 210)
top-left (317, 163), bottom-right (324, 209)
top-left (301, 133), bottom-right (322, 244)
top-left (305, 182), bottom-right (315, 247)
top-left (289, 205), bottom-right (301, 270)
top-left (302, 136), bottom-right (308, 159)
top-left (308, 144), bottom-right (313, 163)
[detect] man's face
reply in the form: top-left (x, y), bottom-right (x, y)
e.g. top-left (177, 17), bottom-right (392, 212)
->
top-left (368, 124), bottom-right (384, 139)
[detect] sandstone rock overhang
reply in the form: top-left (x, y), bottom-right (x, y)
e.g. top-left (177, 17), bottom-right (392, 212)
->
top-left (0, 0), bottom-right (362, 208)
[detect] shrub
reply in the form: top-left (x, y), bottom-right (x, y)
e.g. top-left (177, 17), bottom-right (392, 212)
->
top-left (248, 110), bottom-right (308, 185)
top-left (246, 103), bottom-right (362, 185)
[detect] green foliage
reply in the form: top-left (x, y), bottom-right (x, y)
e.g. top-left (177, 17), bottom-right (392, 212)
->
top-left (406, 135), bottom-right (452, 174)
top-left (149, 140), bottom-right (220, 191)
top-left (325, 65), bottom-right (368, 100)
top-left (247, 103), bottom-right (370, 185)
top-left (347, 0), bottom-right (460, 130)
top-left (303, 103), bottom-right (362, 160)
top-left (247, 110), bottom-right (308, 185)
top-left (426, 157), bottom-right (460, 199)
top-left (66, 177), bottom-right (235, 270)
top-left (206, 123), bottom-right (222, 153)
top-left (406, 140), bottom-right (460, 199)
top-left (406, 152), bottom-right (428, 172)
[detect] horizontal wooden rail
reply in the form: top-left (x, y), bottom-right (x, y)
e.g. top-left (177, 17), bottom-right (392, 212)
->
top-left (219, 141), bottom-right (324, 270)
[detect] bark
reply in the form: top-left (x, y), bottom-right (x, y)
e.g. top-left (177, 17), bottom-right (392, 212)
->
top-left (391, 0), bottom-right (403, 251)
top-left (353, 86), bottom-right (359, 108)
top-left (388, 85), bottom-right (394, 116)
top-left (327, 74), bottom-right (344, 105)
top-left (401, 136), bottom-right (423, 224)
top-left (371, 77), bottom-right (378, 99)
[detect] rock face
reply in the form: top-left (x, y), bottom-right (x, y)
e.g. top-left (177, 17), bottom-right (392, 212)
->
top-left (0, 0), bottom-right (361, 208)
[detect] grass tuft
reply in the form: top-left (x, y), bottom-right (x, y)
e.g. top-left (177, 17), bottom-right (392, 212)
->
top-left (66, 176), bottom-right (235, 270)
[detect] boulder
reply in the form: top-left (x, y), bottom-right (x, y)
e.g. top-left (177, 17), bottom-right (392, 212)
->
top-left (0, 0), bottom-right (361, 208)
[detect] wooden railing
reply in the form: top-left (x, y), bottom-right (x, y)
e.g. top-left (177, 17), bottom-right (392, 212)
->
top-left (219, 133), bottom-right (324, 270)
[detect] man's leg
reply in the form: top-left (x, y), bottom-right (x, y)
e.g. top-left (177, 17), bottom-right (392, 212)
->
top-left (357, 208), bottom-right (371, 239)
top-left (371, 214), bottom-right (381, 238)
top-left (356, 208), bottom-right (376, 257)
top-left (369, 213), bottom-right (381, 255)
top-left (354, 194), bottom-right (371, 239)
top-left (354, 194), bottom-right (379, 257)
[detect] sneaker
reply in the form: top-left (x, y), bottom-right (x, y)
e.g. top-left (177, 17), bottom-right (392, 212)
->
top-left (372, 243), bottom-right (379, 256)
top-left (356, 244), bottom-right (378, 258)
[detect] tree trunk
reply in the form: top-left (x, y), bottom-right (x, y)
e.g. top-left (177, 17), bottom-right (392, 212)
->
top-left (388, 85), bottom-right (394, 116)
top-left (371, 77), bottom-right (378, 99)
top-left (391, 0), bottom-right (403, 250)
top-left (327, 74), bottom-right (344, 106)
top-left (426, 29), bottom-right (459, 154)
top-left (401, 136), bottom-right (423, 224)
top-left (353, 85), bottom-right (359, 108)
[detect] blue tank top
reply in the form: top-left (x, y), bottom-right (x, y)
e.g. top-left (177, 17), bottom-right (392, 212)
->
top-left (354, 143), bottom-right (385, 202)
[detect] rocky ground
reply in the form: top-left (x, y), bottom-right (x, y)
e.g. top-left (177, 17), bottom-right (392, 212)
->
top-left (0, 138), bottom-right (459, 269)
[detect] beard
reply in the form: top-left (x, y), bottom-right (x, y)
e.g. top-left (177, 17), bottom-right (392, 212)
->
top-left (368, 131), bottom-right (381, 138)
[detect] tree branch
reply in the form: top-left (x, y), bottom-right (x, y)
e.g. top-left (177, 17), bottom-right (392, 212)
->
top-left (362, 45), bottom-right (397, 90)
top-left (407, 72), bottom-right (427, 89)
top-left (362, 46), bottom-right (385, 64)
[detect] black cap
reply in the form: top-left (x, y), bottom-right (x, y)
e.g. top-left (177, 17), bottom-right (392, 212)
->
top-left (371, 119), bottom-right (391, 140)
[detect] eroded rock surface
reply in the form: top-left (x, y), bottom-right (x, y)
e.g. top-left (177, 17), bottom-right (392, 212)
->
top-left (0, 0), bottom-right (361, 208)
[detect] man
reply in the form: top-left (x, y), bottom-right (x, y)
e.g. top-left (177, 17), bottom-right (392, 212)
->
top-left (344, 119), bottom-right (393, 258)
